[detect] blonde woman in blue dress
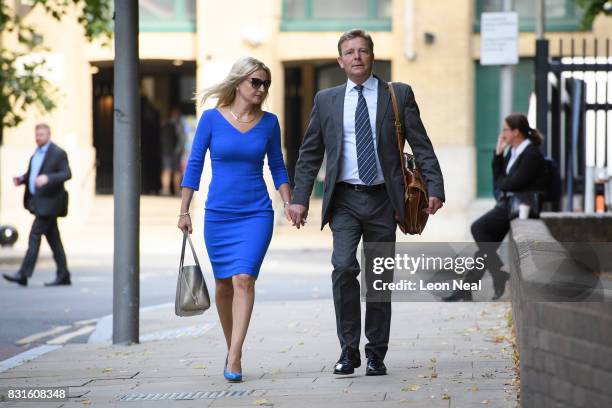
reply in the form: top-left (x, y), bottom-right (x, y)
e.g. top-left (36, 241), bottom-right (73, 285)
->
top-left (178, 57), bottom-right (293, 382)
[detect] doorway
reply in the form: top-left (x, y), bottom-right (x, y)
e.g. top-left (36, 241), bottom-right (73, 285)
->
top-left (91, 60), bottom-right (197, 194)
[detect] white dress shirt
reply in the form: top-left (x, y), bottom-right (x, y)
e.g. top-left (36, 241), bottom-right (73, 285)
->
top-left (506, 138), bottom-right (531, 174)
top-left (28, 141), bottom-right (51, 194)
top-left (338, 75), bottom-right (385, 185)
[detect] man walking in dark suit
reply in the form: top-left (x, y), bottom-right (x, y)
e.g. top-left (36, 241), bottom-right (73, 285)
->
top-left (3, 123), bottom-right (72, 287)
top-left (289, 29), bottom-right (445, 376)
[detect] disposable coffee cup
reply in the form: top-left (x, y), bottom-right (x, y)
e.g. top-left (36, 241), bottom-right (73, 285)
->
top-left (518, 204), bottom-right (530, 219)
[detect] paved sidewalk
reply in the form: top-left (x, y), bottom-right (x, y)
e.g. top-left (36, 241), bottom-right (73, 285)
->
top-left (0, 300), bottom-right (518, 407)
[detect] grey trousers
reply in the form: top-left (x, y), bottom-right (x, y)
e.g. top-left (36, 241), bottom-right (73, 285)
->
top-left (329, 185), bottom-right (396, 361)
top-left (18, 216), bottom-right (68, 278)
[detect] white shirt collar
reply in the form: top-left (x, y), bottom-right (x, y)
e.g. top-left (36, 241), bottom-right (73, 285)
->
top-left (346, 75), bottom-right (377, 95)
top-left (511, 138), bottom-right (531, 157)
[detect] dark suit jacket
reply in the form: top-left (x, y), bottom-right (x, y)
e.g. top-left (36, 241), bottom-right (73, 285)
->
top-left (492, 143), bottom-right (546, 193)
top-left (292, 77), bottom-right (445, 229)
top-left (23, 142), bottom-right (72, 217)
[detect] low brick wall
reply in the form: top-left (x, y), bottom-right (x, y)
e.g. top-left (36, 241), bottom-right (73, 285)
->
top-left (541, 212), bottom-right (612, 242)
top-left (509, 217), bottom-right (612, 408)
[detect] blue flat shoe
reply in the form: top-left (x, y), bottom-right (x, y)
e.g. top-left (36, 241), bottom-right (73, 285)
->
top-left (224, 356), bottom-right (242, 382)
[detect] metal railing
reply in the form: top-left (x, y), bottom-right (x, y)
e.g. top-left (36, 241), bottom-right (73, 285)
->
top-left (535, 38), bottom-right (612, 213)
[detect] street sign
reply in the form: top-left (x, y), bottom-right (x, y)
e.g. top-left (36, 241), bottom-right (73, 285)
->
top-left (480, 12), bottom-right (518, 66)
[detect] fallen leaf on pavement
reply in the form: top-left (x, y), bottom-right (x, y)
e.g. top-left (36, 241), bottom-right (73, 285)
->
top-left (442, 393), bottom-right (451, 400)
top-left (401, 384), bottom-right (420, 391)
top-left (102, 368), bottom-right (112, 373)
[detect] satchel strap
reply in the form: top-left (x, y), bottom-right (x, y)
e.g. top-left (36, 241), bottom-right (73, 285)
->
top-left (180, 231), bottom-right (200, 270)
top-left (388, 82), bottom-right (410, 192)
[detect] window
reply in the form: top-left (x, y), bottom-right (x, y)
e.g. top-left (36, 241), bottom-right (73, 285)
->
top-left (474, 0), bottom-right (586, 32)
top-left (281, 0), bottom-right (391, 31)
top-left (139, 0), bottom-right (196, 33)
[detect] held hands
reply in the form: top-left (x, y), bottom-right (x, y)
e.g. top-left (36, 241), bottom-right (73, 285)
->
top-left (283, 203), bottom-right (293, 223)
top-left (177, 214), bottom-right (193, 234)
top-left (288, 204), bottom-right (308, 229)
top-left (495, 132), bottom-right (508, 156)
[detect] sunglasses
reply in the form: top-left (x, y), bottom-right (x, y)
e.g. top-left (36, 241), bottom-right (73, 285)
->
top-left (249, 78), bottom-right (271, 90)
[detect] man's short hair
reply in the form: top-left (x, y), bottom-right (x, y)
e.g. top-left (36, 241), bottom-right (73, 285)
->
top-left (35, 123), bottom-right (51, 133)
top-left (337, 29), bottom-right (374, 56)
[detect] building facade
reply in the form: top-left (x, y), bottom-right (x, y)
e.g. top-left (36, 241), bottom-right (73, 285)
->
top-left (2, 0), bottom-right (611, 240)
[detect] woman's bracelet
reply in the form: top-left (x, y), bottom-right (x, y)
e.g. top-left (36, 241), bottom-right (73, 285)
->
top-left (178, 212), bottom-right (190, 217)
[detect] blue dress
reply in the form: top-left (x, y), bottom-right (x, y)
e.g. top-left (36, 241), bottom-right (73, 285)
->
top-left (181, 108), bottom-right (289, 279)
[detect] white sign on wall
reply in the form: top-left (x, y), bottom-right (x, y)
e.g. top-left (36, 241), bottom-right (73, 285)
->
top-left (15, 53), bottom-right (64, 83)
top-left (480, 12), bottom-right (518, 66)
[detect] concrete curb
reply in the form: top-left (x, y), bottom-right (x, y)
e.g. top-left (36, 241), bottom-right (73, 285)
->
top-left (0, 345), bottom-right (61, 373)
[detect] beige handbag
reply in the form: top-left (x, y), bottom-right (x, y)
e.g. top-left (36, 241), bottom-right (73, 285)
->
top-left (175, 231), bottom-right (210, 316)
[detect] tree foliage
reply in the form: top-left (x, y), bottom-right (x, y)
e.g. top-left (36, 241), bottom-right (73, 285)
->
top-left (0, 1), bottom-right (112, 130)
top-left (575, 0), bottom-right (612, 28)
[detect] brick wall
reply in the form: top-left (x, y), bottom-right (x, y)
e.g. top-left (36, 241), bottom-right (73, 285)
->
top-left (509, 218), bottom-right (612, 408)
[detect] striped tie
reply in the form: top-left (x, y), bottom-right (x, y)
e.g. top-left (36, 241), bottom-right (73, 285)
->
top-left (354, 85), bottom-right (377, 185)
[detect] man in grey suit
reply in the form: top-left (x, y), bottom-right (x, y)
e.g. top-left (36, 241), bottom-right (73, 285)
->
top-left (289, 29), bottom-right (445, 376)
top-left (3, 123), bottom-right (72, 287)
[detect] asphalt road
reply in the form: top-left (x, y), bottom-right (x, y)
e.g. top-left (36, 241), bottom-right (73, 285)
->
top-left (0, 249), bottom-right (333, 361)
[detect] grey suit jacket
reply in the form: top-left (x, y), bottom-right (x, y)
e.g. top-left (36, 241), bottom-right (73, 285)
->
top-left (292, 77), bottom-right (445, 230)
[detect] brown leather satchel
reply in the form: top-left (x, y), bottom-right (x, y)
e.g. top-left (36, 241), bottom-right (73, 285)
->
top-left (388, 82), bottom-right (429, 235)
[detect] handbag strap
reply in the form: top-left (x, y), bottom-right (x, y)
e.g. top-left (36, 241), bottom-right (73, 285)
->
top-left (179, 231), bottom-right (202, 305)
top-left (180, 231), bottom-right (200, 270)
top-left (388, 82), bottom-right (410, 192)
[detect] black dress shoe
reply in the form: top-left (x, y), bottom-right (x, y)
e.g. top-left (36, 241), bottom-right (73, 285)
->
top-left (365, 357), bottom-right (387, 376)
top-left (333, 349), bottom-right (361, 375)
top-left (3, 273), bottom-right (27, 286)
top-left (44, 274), bottom-right (71, 286)
top-left (441, 289), bottom-right (473, 302)
top-left (491, 270), bottom-right (510, 300)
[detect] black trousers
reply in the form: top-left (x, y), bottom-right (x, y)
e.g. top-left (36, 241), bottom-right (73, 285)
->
top-left (18, 216), bottom-right (68, 278)
top-left (467, 205), bottom-right (509, 283)
top-left (329, 186), bottom-right (395, 361)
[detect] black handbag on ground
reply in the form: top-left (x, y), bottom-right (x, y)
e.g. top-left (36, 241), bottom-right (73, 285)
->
top-left (175, 231), bottom-right (211, 316)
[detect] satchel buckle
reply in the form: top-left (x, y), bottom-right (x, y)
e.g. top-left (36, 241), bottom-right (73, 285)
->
top-left (403, 153), bottom-right (417, 172)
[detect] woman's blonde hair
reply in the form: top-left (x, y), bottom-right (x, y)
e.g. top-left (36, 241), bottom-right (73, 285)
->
top-left (196, 57), bottom-right (271, 107)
